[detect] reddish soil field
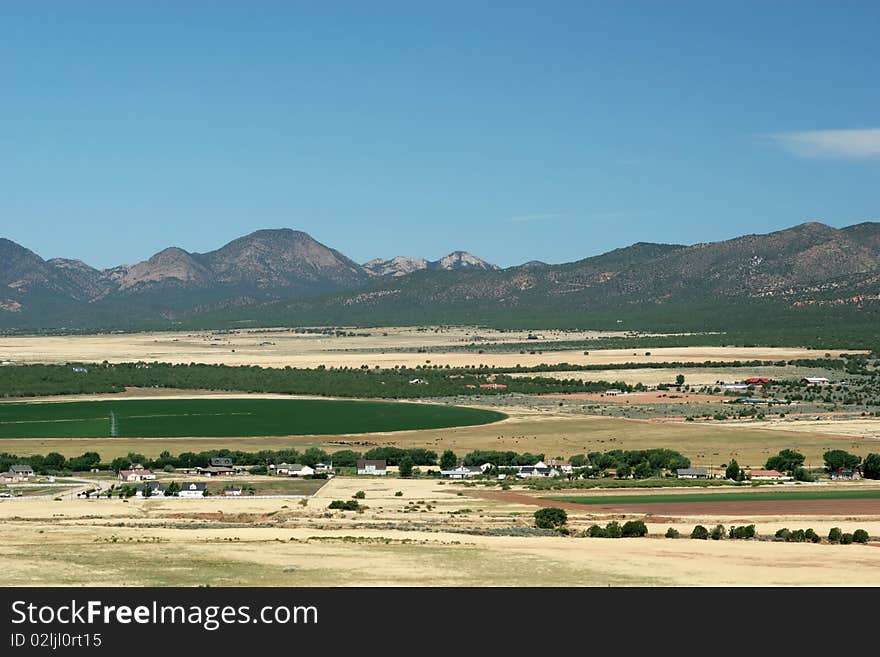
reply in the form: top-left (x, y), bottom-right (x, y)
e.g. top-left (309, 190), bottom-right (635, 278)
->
top-left (539, 391), bottom-right (722, 404)
top-left (464, 489), bottom-right (880, 516)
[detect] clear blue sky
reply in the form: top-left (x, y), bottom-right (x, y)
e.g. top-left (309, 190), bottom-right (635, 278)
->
top-left (1, 1), bottom-right (878, 269)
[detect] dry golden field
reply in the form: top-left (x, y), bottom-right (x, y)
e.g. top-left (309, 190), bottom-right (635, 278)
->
top-left (0, 327), bottom-right (856, 369)
top-left (2, 477), bottom-right (880, 587)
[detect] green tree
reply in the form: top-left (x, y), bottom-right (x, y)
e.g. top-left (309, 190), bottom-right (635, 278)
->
top-left (863, 453), bottom-right (880, 479)
top-left (43, 452), bottom-right (66, 471)
top-left (587, 524), bottom-right (607, 538)
top-left (353, 490), bottom-right (366, 499)
top-left (398, 456), bottom-right (414, 478)
top-left (765, 449), bottom-right (805, 473)
top-left (725, 459), bottom-right (740, 481)
top-left (665, 527), bottom-right (680, 539)
top-left (828, 527), bottom-right (842, 543)
top-left (534, 507), bottom-right (568, 529)
top-left (675, 374), bottom-right (685, 386)
top-left (691, 525), bottom-right (709, 540)
top-left (852, 529), bottom-right (869, 544)
top-left (440, 450), bottom-right (457, 471)
top-left (164, 481), bottom-right (180, 497)
top-left (840, 533), bottom-right (854, 545)
top-left (710, 524), bottom-right (725, 540)
top-left (605, 521), bottom-right (623, 538)
top-left (142, 485), bottom-right (152, 498)
top-left (823, 450), bottom-right (861, 472)
top-left (621, 520), bottom-right (648, 537)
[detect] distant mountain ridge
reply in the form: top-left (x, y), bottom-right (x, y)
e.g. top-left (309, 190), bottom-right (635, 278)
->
top-left (2, 221), bottom-right (879, 332)
top-left (363, 251), bottom-right (498, 277)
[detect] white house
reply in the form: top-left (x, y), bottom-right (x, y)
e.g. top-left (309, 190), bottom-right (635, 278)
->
top-left (356, 459), bottom-right (388, 476)
top-left (603, 389), bottom-right (624, 397)
top-left (178, 482), bottom-right (207, 498)
top-left (801, 377), bottom-right (831, 386)
top-left (747, 469), bottom-right (792, 481)
top-left (223, 486), bottom-right (243, 496)
top-left (8, 464), bottom-right (34, 480)
top-left (676, 467), bottom-right (709, 479)
top-left (440, 465), bottom-right (483, 479)
top-left (135, 481), bottom-right (165, 497)
top-left (314, 462), bottom-right (334, 474)
top-left (288, 464), bottom-right (315, 477)
top-left (515, 461), bottom-right (561, 478)
top-left (118, 469), bottom-right (156, 482)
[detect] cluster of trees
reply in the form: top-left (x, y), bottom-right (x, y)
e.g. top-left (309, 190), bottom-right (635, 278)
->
top-left (828, 527), bottom-right (870, 545)
top-left (774, 528), bottom-right (821, 543)
top-left (461, 450), bottom-right (545, 467)
top-left (0, 450), bottom-right (100, 475)
top-left (764, 449), bottom-right (812, 481)
top-left (570, 448), bottom-right (690, 478)
top-left (0, 362), bottom-right (627, 400)
top-left (585, 520), bottom-right (648, 538)
top-left (0, 445), bottom-right (440, 475)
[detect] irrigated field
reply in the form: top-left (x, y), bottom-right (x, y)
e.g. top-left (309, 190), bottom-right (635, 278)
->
top-left (0, 398), bottom-right (506, 439)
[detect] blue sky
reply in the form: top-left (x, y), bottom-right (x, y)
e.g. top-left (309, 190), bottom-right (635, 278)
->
top-left (1, 1), bottom-right (878, 268)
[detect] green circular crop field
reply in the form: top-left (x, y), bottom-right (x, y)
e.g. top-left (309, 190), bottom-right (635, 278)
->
top-left (0, 398), bottom-right (506, 438)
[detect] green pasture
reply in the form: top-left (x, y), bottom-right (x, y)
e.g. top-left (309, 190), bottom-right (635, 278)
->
top-left (0, 398), bottom-right (506, 439)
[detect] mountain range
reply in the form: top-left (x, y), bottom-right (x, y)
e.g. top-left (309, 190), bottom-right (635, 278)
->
top-left (2, 222), bottom-right (879, 333)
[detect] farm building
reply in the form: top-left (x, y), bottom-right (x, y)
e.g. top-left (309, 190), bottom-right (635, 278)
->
top-left (8, 464), bottom-right (34, 480)
top-left (515, 461), bottom-right (561, 478)
top-left (603, 389), bottom-right (624, 397)
top-left (118, 469), bottom-right (156, 482)
top-left (196, 458), bottom-right (237, 477)
top-left (287, 464), bottom-right (315, 477)
top-left (178, 482), bottom-right (207, 498)
top-left (744, 377), bottom-right (771, 385)
top-left (314, 462), bottom-right (334, 474)
top-left (721, 383), bottom-right (749, 391)
top-left (135, 481), bottom-right (165, 497)
top-left (830, 469), bottom-right (861, 481)
top-left (747, 469), bottom-right (792, 481)
top-left (480, 383), bottom-right (507, 390)
top-left (676, 467), bottom-right (709, 479)
top-left (801, 377), bottom-right (831, 386)
top-left (356, 459), bottom-right (388, 476)
top-left (223, 485), bottom-right (243, 496)
top-left (440, 465), bottom-right (484, 479)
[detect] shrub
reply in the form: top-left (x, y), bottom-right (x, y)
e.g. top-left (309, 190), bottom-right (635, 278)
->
top-left (710, 524), bottom-right (725, 540)
top-left (329, 500), bottom-right (360, 511)
top-left (840, 533), bottom-right (854, 545)
top-left (853, 529), bottom-right (869, 544)
top-left (587, 524), bottom-right (607, 538)
top-left (775, 528), bottom-right (792, 542)
top-left (789, 529), bottom-right (806, 543)
top-left (604, 521), bottom-right (623, 538)
top-left (729, 525), bottom-right (756, 539)
top-left (828, 527), bottom-right (842, 543)
top-left (534, 507), bottom-right (568, 530)
top-left (353, 491), bottom-right (366, 499)
top-left (691, 525), bottom-right (709, 540)
top-left (394, 491), bottom-right (403, 497)
top-left (621, 520), bottom-right (648, 537)
top-left (665, 527), bottom-right (680, 539)
top-left (804, 528), bottom-right (820, 543)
